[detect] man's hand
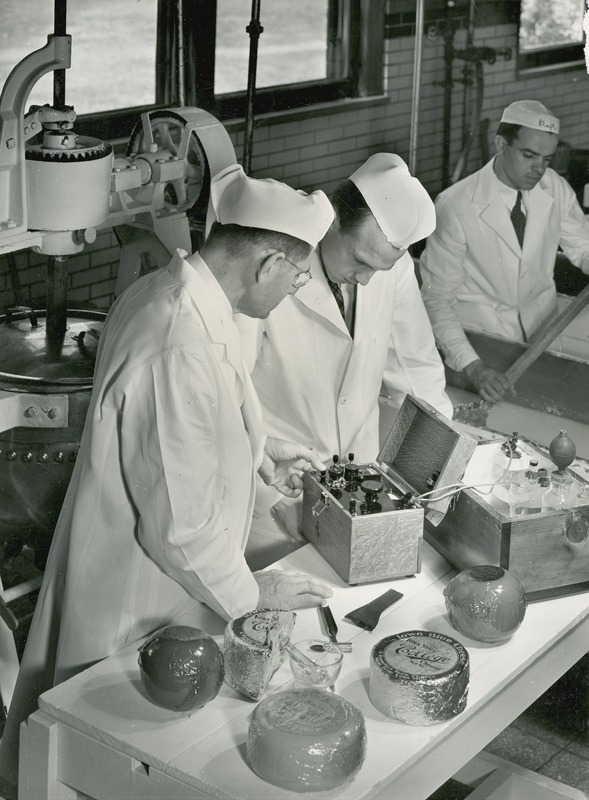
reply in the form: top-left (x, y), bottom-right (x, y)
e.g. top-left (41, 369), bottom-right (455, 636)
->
top-left (259, 437), bottom-right (326, 498)
top-left (254, 569), bottom-right (333, 610)
top-left (272, 498), bottom-right (305, 541)
top-left (464, 360), bottom-right (511, 403)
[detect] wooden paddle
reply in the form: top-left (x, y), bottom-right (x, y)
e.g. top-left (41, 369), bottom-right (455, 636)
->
top-left (454, 282), bottom-right (589, 428)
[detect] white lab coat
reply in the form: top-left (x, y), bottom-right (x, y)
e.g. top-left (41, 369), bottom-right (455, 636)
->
top-left (0, 250), bottom-right (262, 789)
top-left (237, 249), bottom-right (452, 523)
top-left (420, 159), bottom-right (589, 372)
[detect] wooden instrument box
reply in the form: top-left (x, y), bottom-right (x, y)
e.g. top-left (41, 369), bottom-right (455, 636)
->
top-left (302, 396), bottom-right (477, 585)
top-left (425, 435), bottom-right (589, 600)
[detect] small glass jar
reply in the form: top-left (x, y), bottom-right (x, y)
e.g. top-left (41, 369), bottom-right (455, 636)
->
top-left (541, 471), bottom-right (576, 512)
top-left (577, 484), bottom-right (589, 507)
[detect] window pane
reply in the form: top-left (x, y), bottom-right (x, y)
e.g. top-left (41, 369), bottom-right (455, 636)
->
top-left (0, 0), bottom-right (157, 115)
top-left (519, 0), bottom-right (585, 51)
top-left (216, 0), bottom-right (328, 94)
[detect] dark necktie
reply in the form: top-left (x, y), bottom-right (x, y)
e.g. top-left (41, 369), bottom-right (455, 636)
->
top-left (327, 276), bottom-right (346, 320)
top-left (318, 245), bottom-right (346, 320)
top-left (511, 191), bottom-right (526, 249)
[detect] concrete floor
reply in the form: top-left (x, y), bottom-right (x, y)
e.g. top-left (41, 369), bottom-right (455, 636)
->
top-left (429, 656), bottom-right (589, 798)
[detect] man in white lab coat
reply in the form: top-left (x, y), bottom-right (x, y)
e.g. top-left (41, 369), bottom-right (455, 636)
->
top-left (0, 165), bottom-right (335, 794)
top-left (237, 153), bottom-right (452, 545)
top-left (420, 100), bottom-right (589, 402)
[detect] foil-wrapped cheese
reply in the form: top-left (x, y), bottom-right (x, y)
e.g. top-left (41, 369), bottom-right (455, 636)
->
top-left (223, 609), bottom-right (295, 701)
top-left (248, 687), bottom-right (367, 792)
top-left (369, 630), bottom-right (469, 725)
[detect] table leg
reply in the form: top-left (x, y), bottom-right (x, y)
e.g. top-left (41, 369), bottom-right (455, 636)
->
top-left (19, 711), bottom-right (79, 799)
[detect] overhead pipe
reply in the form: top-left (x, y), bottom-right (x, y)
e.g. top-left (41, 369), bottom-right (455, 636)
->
top-left (243, 0), bottom-right (263, 174)
top-left (408, 0), bottom-right (425, 176)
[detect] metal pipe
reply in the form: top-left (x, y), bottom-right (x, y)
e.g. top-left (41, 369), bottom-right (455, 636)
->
top-left (46, 256), bottom-right (68, 351)
top-left (451, 57), bottom-right (484, 184)
top-left (243, 0), bottom-right (262, 174)
top-left (177, 0), bottom-right (186, 107)
top-left (460, 0), bottom-right (476, 149)
top-left (408, 0), bottom-right (425, 175)
top-left (53, 0), bottom-right (67, 109)
top-left (441, 1), bottom-right (456, 189)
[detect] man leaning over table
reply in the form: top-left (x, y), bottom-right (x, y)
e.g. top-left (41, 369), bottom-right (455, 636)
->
top-left (236, 153), bottom-right (452, 550)
top-left (0, 164), bottom-right (335, 796)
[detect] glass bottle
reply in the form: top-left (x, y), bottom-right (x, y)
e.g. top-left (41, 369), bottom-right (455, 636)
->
top-left (541, 472), bottom-right (576, 512)
top-left (577, 484), bottom-right (589, 507)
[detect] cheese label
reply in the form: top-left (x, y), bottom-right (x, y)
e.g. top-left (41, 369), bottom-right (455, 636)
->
top-left (261, 690), bottom-right (347, 735)
top-left (230, 609), bottom-right (281, 648)
top-left (373, 631), bottom-right (467, 678)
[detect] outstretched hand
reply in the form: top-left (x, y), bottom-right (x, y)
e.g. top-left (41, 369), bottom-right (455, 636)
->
top-left (464, 360), bottom-right (511, 404)
top-left (254, 569), bottom-right (333, 611)
top-left (259, 437), bottom-right (326, 498)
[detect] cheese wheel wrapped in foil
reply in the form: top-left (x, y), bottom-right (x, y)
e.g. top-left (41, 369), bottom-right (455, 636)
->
top-left (223, 609), bottom-right (295, 701)
top-left (369, 630), bottom-right (469, 725)
top-left (248, 687), bottom-right (367, 792)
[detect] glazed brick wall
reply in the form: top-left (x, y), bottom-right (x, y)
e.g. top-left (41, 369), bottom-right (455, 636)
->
top-left (2, 1), bottom-right (589, 314)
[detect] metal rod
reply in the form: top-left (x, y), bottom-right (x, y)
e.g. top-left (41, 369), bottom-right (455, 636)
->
top-left (177, 0), bottom-right (186, 107)
top-left (408, 0), bottom-right (425, 175)
top-left (3, 576), bottom-right (43, 604)
top-left (53, 0), bottom-right (67, 109)
top-left (460, 0), bottom-right (476, 157)
top-left (46, 256), bottom-right (68, 350)
top-left (243, 0), bottom-right (262, 173)
top-left (441, 1), bottom-right (456, 189)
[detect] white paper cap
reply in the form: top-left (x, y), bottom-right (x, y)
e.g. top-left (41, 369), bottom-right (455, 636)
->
top-left (500, 100), bottom-right (560, 135)
top-left (349, 153), bottom-right (436, 248)
top-left (210, 164), bottom-right (334, 248)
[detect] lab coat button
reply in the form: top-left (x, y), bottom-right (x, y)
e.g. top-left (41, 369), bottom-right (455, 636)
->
top-left (340, 397), bottom-right (347, 405)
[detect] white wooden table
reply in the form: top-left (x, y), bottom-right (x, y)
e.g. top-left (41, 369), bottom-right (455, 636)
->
top-left (18, 542), bottom-right (589, 800)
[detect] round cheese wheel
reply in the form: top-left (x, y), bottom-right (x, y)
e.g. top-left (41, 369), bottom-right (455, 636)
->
top-left (224, 609), bottom-right (295, 701)
top-left (369, 630), bottom-right (469, 725)
top-left (248, 687), bottom-right (366, 792)
top-left (137, 626), bottom-right (224, 712)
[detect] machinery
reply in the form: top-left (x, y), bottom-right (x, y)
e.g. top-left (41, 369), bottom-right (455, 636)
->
top-left (0, 29), bottom-right (237, 565)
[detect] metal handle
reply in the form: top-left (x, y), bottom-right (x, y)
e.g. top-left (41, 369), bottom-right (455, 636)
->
top-left (5, 306), bottom-right (38, 327)
top-left (312, 492), bottom-right (330, 517)
top-left (320, 605), bottom-right (338, 639)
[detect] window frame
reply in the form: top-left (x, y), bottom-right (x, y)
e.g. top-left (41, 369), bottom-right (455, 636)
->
top-left (516, 0), bottom-right (586, 73)
top-left (75, 0), bottom-right (383, 142)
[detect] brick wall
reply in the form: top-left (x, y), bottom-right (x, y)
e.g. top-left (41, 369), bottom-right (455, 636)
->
top-left (2, 0), bottom-right (589, 316)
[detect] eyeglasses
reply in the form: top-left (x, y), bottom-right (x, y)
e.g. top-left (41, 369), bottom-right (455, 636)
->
top-left (283, 256), bottom-right (312, 289)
